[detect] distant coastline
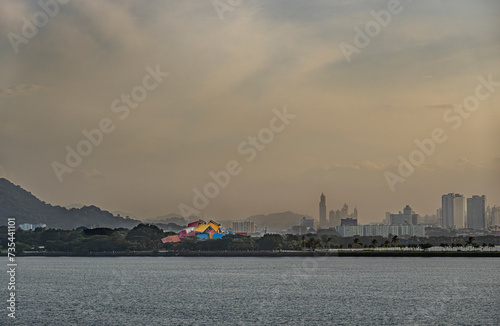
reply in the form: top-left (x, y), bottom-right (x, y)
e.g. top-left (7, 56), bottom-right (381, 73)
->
top-left (8, 250), bottom-right (500, 258)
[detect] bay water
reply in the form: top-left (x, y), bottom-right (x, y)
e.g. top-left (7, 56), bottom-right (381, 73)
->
top-left (2, 256), bottom-right (499, 325)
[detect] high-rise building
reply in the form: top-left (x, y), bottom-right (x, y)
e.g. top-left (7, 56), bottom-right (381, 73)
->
top-left (491, 206), bottom-right (500, 227)
top-left (340, 217), bottom-right (357, 226)
top-left (441, 193), bottom-right (465, 229)
top-left (384, 212), bottom-right (391, 225)
top-left (486, 205), bottom-right (492, 226)
top-left (340, 203), bottom-right (349, 218)
top-left (389, 205), bottom-right (418, 225)
top-left (327, 202), bottom-right (358, 227)
top-left (330, 209), bottom-right (344, 227)
top-left (319, 193), bottom-right (326, 228)
top-left (232, 221), bottom-right (256, 233)
top-left (300, 216), bottom-right (316, 229)
top-left (334, 210), bottom-right (342, 225)
top-left (467, 195), bottom-right (487, 230)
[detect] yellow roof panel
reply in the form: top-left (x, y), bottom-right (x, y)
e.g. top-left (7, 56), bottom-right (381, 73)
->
top-left (194, 224), bottom-right (209, 232)
top-left (207, 222), bottom-right (220, 232)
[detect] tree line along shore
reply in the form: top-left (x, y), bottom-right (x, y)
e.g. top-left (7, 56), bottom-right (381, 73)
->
top-left (1, 224), bottom-right (499, 256)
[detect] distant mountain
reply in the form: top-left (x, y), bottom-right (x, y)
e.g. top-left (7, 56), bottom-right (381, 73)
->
top-left (65, 203), bottom-right (84, 209)
top-left (246, 211), bottom-right (315, 230)
top-left (0, 178), bottom-right (316, 231)
top-left (112, 210), bottom-right (141, 221)
top-left (145, 213), bottom-right (193, 226)
top-left (151, 222), bottom-right (186, 232)
top-left (0, 178), bottom-right (140, 229)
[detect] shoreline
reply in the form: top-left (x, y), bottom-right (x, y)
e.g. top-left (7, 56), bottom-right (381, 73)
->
top-left (7, 250), bottom-right (500, 257)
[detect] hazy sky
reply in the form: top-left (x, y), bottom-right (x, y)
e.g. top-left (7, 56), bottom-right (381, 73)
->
top-left (1, 0), bottom-right (499, 223)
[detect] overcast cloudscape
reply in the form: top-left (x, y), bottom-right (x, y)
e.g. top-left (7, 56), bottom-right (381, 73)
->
top-left (1, 0), bottom-right (499, 222)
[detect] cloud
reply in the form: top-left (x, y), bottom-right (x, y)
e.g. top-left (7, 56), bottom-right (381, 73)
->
top-left (0, 0), bottom-right (498, 221)
top-left (84, 168), bottom-right (104, 180)
top-left (456, 157), bottom-right (476, 167)
top-left (330, 162), bottom-right (361, 170)
top-left (0, 84), bottom-right (43, 98)
top-left (325, 160), bottom-right (387, 171)
top-left (360, 160), bottom-right (387, 171)
top-left (425, 104), bottom-right (452, 109)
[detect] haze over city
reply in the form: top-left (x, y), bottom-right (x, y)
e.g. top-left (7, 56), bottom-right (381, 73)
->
top-left (1, 0), bottom-right (499, 222)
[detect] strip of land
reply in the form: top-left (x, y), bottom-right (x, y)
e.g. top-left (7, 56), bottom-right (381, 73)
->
top-left (8, 250), bottom-right (500, 257)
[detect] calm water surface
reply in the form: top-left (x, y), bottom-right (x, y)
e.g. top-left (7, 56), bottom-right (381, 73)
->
top-left (1, 257), bottom-right (499, 325)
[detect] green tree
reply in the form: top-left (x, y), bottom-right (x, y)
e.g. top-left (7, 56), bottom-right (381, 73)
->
top-left (440, 243), bottom-right (449, 251)
top-left (306, 237), bottom-right (321, 250)
top-left (256, 234), bottom-right (283, 250)
top-left (126, 224), bottom-right (165, 250)
top-left (419, 243), bottom-right (433, 251)
top-left (83, 228), bottom-right (115, 236)
top-left (15, 242), bottom-right (32, 254)
top-left (465, 237), bottom-right (475, 251)
top-left (407, 243), bottom-right (418, 250)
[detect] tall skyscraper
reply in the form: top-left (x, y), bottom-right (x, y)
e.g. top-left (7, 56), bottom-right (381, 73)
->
top-left (340, 203), bottom-right (349, 218)
top-left (329, 210), bottom-right (335, 225)
top-left (441, 193), bottom-right (465, 229)
top-left (491, 206), bottom-right (500, 227)
top-left (319, 193), bottom-right (326, 228)
top-left (486, 205), bottom-right (492, 227)
top-left (467, 195), bottom-right (487, 230)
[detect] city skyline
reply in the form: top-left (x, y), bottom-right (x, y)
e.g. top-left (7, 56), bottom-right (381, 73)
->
top-left (1, 1), bottom-right (499, 222)
top-left (317, 191), bottom-right (497, 228)
top-left (3, 174), bottom-right (498, 230)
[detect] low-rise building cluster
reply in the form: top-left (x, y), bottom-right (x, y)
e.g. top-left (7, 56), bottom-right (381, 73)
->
top-left (161, 219), bottom-right (236, 244)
